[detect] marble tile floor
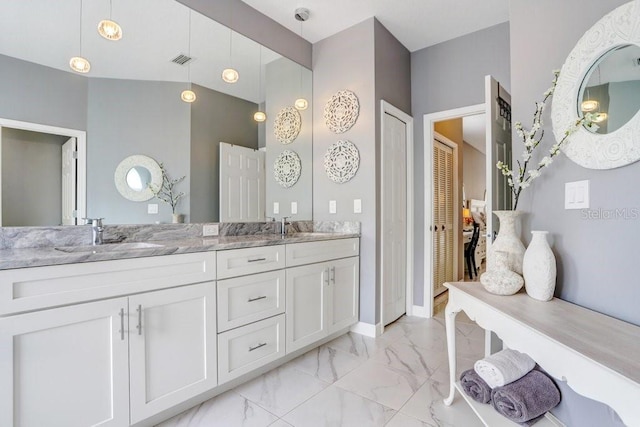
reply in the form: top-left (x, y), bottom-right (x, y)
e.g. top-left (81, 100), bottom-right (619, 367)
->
top-left (157, 312), bottom-right (485, 427)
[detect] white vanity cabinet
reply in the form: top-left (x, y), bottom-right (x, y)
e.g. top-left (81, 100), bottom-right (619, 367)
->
top-left (285, 239), bottom-right (359, 354)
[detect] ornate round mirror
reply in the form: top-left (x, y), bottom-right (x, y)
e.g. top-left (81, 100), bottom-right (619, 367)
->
top-left (551, 1), bottom-right (640, 169)
top-left (114, 155), bottom-right (162, 201)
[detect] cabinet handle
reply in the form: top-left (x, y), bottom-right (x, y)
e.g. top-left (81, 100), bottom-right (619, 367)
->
top-left (331, 266), bottom-right (336, 284)
top-left (119, 308), bottom-right (125, 341)
top-left (248, 295), bottom-right (267, 302)
top-left (136, 304), bottom-right (142, 335)
top-left (247, 257), bottom-right (266, 263)
top-left (249, 342), bottom-right (267, 352)
top-left (324, 268), bottom-right (330, 286)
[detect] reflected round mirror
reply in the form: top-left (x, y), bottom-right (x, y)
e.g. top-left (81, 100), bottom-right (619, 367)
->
top-left (552, 1), bottom-right (640, 169)
top-left (579, 44), bottom-right (640, 135)
top-left (114, 155), bottom-right (163, 201)
top-left (126, 166), bottom-right (153, 192)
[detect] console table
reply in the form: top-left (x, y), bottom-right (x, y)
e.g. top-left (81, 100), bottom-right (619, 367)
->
top-left (442, 282), bottom-right (640, 426)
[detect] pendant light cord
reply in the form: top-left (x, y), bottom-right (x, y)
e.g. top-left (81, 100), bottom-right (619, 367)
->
top-left (79, 0), bottom-right (84, 55)
top-left (188, 10), bottom-right (192, 87)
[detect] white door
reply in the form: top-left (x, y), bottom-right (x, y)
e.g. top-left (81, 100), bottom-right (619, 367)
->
top-left (433, 138), bottom-right (455, 297)
top-left (61, 137), bottom-right (77, 225)
top-left (219, 142), bottom-right (266, 222)
top-left (129, 283), bottom-right (217, 424)
top-left (327, 257), bottom-right (360, 333)
top-left (0, 298), bottom-right (129, 427)
top-left (285, 263), bottom-right (328, 353)
top-left (485, 76), bottom-right (513, 243)
top-left (0, 126), bottom-right (3, 225)
top-left (381, 112), bottom-right (408, 325)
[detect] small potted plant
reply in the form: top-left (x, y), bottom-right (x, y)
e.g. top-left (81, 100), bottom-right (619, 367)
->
top-left (151, 163), bottom-right (186, 223)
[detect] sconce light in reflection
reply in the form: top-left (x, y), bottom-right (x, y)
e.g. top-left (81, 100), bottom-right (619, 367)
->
top-left (592, 112), bottom-right (608, 123)
top-left (581, 99), bottom-right (599, 112)
top-left (254, 111), bottom-right (267, 122)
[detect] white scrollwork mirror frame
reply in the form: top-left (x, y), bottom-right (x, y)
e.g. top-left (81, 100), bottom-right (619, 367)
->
top-left (114, 155), bottom-right (163, 201)
top-left (551, 1), bottom-right (640, 169)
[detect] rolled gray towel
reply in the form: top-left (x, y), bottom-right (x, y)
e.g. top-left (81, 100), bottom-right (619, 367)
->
top-left (460, 369), bottom-right (492, 404)
top-left (491, 369), bottom-right (560, 426)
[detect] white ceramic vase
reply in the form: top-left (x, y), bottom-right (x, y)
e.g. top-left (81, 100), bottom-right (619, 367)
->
top-left (172, 213), bottom-right (185, 224)
top-left (487, 210), bottom-right (526, 275)
top-left (523, 231), bottom-right (557, 301)
top-left (480, 251), bottom-right (524, 295)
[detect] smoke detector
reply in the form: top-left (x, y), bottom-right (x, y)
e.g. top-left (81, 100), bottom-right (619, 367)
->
top-left (294, 8), bottom-right (310, 22)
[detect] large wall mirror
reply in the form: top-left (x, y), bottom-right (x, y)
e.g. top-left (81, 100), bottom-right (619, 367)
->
top-left (0, 0), bottom-right (312, 226)
top-left (551, 0), bottom-right (640, 170)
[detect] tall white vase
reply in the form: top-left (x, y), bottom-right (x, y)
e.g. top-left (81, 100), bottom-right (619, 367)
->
top-left (523, 231), bottom-right (557, 301)
top-left (487, 210), bottom-right (526, 275)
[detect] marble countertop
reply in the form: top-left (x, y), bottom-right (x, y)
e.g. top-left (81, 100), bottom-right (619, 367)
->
top-left (0, 232), bottom-right (360, 270)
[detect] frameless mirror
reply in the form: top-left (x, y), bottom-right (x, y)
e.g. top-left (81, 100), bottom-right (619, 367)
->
top-left (0, 0), bottom-right (312, 226)
top-left (126, 167), bottom-right (152, 192)
top-left (552, 0), bottom-right (640, 170)
top-left (578, 44), bottom-right (640, 135)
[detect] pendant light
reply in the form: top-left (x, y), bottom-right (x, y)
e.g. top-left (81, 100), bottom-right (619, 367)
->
top-left (294, 8), bottom-right (309, 110)
top-left (222, 4), bottom-right (239, 84)
top-left (181, 10), bottom-right (196, 103)
top-left (98, 0), bottom-right (123, 41)
top-left (70, 0), bottom-right (91, 73)
top-left (254, 46), bottom-right (267, 122)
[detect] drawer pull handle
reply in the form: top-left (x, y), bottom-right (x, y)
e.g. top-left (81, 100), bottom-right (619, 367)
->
top-left (249, 342), bottom-right (267, 352)
top-left (324, 268), bottom-right (330, 286)
top-left (119, 308), bottom-right (125, 341)
top-left (248, 296), bottom-right (267, 302)
top-left (247, 258), bottom-right (267, 263)
top-left (331, 266), bottom-right (336, 284)
top-left (136, 304), bottom-right (143, 335)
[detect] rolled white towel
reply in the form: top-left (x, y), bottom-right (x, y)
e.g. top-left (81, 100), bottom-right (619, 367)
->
top-left (473, 348), bottom-right (536, 389)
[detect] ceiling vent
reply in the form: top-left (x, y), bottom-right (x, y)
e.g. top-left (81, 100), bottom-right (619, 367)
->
top-left (171, 53), bottom-right (194, 66)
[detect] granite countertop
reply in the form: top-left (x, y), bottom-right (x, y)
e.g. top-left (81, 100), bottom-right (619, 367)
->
top-left (0, 232), bottom-right (360, 270)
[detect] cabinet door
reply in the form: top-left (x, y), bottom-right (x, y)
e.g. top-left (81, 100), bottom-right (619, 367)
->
top-left (0, 298), bottom-right (129, 427)
top-left (327, 257), bottom-right (360, 334)
top-left (286, 263), bottom-right (329, 353)
top-left (129, 283), bottom-right (217, 424)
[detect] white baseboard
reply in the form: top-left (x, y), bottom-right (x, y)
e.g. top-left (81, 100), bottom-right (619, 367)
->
top-left (411, 305), bottom-right (431, 318)
top-left (350, 321), bottom-right (383, 338)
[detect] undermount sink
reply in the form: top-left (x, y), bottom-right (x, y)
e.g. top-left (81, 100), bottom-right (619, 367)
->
top-left (55, 242), bottom-right (165, 253)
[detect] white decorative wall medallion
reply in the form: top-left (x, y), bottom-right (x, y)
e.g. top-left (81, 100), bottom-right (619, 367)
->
top-left (274, 150), bottom-right (301, 188)
top-left (273, 107), bottom-right (301, 144)
top-left (324, 140), bottom-right (360, 183)
top-left (324, 90), bottom-right (359, 134)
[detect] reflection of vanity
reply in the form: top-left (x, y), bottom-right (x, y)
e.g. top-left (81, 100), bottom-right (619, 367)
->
top-left (0, 233), bottom-right (360, 427)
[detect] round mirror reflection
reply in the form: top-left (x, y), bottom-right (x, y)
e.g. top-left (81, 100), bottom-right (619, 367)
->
top-left (579, 44), bottom-right (640, 135)
top-left (126, 166), bottom-right (152, 192)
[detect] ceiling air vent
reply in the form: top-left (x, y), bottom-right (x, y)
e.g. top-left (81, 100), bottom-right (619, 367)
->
top-left (171, 53), bottom-right (194, 66)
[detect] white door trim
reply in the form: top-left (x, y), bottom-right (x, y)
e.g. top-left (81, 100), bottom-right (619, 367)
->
top-left (380, 100), bottom-right (414, 325)
top-left (423, 104), bottom-right (484, 317)
top-left (0, 118), bottom-right (87, 224)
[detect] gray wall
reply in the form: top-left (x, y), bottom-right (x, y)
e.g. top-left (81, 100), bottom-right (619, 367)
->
top-left (87, 79), bottom-right (191, 224)
top-left (266, 58), bottom-right (313, 220)
top-left (411, 22), bottom-right (511, 305)
top-left (463, 142), bottom-right (486, 201)
top-left (511, 2), bottom-right (630, 425)
top-left (0, 54), bottom-right (87, 130)
top-left (177, 0), bottom-right (311, 69)
top-left (1, 129), bottom-right (66, 226)
top-left (190, 84), bottom-right (259, 223)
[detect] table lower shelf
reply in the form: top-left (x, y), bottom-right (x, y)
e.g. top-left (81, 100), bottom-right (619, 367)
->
top-left (454, 382), bottom-right (563, 427)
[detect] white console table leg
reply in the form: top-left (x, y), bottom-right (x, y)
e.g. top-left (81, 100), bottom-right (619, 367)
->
top-left (443, 304), bottom-right (458, 406)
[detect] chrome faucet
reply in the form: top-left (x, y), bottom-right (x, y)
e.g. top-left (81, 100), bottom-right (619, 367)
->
top-left (84, 218), bottom-right (104, 245)
top-left (280, 216), bottom-right (290, 236)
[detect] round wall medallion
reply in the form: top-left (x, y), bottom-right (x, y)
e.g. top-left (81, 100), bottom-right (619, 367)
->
top-left (324, 90), bottom-right (360, 134)
top-left (324, 140), bottom-right (360, 183)
top-left (274, 150), bottom-right (301, 188)
top-left (273, 106), bottom-right (302, 144)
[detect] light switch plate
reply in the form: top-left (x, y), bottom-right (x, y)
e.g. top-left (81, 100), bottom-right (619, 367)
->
top-left (291, 201), bottom-right (298, 215)
top-left (353, 199), bottom-right (362, 214)
top-left (273, 202), bottom-right (280, 214)
top-left (565, 180), bottom-right (590, 209)
top-left (147, 204), bottom-right (158, 214)
top-left (329, 200), bottom-right (337, 214)
top-left (202, 224), bottom-right (219, 237)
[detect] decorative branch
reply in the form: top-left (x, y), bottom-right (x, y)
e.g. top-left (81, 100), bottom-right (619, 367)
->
top-left (150, 163), bottom-right (185, 214)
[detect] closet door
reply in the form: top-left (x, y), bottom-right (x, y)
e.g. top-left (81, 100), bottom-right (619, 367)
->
top-left (433, 140), bottom-right (454, 296)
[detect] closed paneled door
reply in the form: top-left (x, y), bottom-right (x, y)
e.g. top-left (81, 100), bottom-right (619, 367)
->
top-left (433, 140), bottom-right (454, 297)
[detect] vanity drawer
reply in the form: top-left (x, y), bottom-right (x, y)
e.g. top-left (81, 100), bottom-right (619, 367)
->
top-left (217, 270), bottom-right (285, 332)
top-left (217, 314), bottom-right (285, 384)
top-left (286, 238), bottom-right (359, 267)
top-left (0, 252), bottom-right (216, 316)
top-left (216, 246), bottom-right (285, 279)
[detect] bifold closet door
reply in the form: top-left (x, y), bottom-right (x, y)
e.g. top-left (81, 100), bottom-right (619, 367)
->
top-left (433, 140), bottom-right (454, 297)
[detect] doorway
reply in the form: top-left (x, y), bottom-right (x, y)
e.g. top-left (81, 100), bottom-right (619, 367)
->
top-left (380, 101), bottom-right (414, 327)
